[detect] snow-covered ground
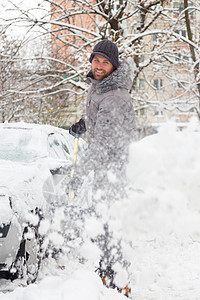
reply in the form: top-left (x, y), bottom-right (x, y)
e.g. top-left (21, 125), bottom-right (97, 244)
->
top-left (1, 119), bottom-right (200, 299)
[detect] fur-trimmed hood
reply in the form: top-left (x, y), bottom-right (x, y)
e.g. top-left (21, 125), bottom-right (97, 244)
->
top-left (86, 61), bottom-right (132, 94)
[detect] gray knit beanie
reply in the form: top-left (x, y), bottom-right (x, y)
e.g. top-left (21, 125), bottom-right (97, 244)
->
top-left (89, 39), bottom-right (119, 69)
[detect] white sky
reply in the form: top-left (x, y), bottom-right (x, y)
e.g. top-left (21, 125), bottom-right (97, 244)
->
top-left (0, 0), bottom-right (49, 36)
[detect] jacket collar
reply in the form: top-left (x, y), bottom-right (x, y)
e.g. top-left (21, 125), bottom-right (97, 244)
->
top-left (86, 62), bottom-right (131, 94)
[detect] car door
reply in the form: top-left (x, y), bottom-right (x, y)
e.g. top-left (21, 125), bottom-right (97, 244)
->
top-left (43, 132), bottom-right (73, 206)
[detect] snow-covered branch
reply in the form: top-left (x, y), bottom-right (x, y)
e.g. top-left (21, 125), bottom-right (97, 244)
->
top-left (1, 0), bottom-right (200, 126)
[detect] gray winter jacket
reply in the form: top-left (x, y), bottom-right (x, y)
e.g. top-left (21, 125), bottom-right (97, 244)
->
top-left (78, 61), bottom-right (136, 177)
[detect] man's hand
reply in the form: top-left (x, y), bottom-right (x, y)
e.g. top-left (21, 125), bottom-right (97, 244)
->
top-left (69, 118), bottom-right (86, 137)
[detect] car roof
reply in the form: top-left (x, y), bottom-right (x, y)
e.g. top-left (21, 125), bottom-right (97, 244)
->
top-left (0, 122), bottom-right (86, 152)
top-left (0, 122), bottom-right (68, 135)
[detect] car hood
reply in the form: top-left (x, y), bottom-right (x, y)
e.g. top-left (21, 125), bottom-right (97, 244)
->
top-left (0, 159), bottom-right (49, 216)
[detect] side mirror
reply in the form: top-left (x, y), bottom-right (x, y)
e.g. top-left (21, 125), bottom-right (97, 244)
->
top-left (50, 165), bottom-right (71, 176)
top-left (45, 158), bottom-right (72, 176)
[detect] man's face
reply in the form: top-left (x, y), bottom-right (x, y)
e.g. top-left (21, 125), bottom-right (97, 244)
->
top-left (91, 54), bottom-right (114, 80)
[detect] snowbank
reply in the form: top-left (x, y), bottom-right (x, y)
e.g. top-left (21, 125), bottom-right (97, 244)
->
top-left (0, 267), bottom-right (124, 300)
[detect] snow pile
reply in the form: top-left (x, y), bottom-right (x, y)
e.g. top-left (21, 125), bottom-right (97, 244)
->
top-left (125, 120), bottom-right (200, 239)
top-left (120, 119), bottom-right (200, 240)
top-left (1, 118), bottom-right (200, 299)
top-left (0, 268), bottom-right (124, 300)
top-left (109, 118), bottom-right (200, 299)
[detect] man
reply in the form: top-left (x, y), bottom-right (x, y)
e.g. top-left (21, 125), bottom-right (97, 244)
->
top-left (69, 40), bottom-right (136, 298)
top-left (69, 39), bottom-right (136, 198)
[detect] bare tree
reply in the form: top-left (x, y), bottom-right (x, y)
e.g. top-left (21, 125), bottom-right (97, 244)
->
top-left (0, 33), bottom-right (27, 122)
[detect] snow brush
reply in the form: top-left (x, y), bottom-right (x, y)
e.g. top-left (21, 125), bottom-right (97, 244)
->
top-left (69, 135), bottom-right (79, 205)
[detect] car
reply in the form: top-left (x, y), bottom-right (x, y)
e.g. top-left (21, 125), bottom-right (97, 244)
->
top-left (0, 122), bottom-right (85, 283)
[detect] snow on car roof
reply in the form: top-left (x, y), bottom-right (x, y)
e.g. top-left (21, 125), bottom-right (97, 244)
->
top-left (0, 122), bottom-right (74, 163)
top-left (0, 121), bottom-right (67, 134)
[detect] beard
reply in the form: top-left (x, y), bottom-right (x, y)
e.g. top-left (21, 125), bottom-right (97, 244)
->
top-left (92, 67), bottom-right (113, 80)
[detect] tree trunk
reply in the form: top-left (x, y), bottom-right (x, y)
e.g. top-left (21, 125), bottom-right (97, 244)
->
top-left (184, 0), bottom-right (200, 114)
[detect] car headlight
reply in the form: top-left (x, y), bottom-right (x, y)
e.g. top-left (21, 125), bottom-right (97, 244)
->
top-left (0, 188), bottom-right (13, 236)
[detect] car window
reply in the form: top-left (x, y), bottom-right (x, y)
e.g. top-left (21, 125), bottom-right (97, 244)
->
top-left (0, 128), bottom-right (45, 163)
top-left (48, 133), bottom-right (71, 160)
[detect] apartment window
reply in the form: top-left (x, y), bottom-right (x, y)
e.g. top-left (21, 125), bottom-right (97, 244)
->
top-left (182, 30), bottom-right (186, 38)
top-left (138, 79), bottom-right (145, 90)
top-left (116, 4), bottom-right (120, 10)
top-left (155, 110), bottom-right (163, 116)
top-left (173, 2), bottom-right (193, 14)
top-left (177, 81), bottom-right (187, 89)
top-left (183, 55), bottom-right (189, 61)
top-left (175, 53), bottom-right (189, 62)
top-left (153, 79), bottom-right (163, 90)
top-left (136, 108), bottom-right (145, 116)
top-left (153, 34), bottom-right (158, 41)
top-left (111, 1), bottom-right (120, 11)
top-left (175, 29), bottom-right (186, 37)
top-left (175, 53), bottom-right (181, 62)
top-left (173, 2), bottom-right (184, 13)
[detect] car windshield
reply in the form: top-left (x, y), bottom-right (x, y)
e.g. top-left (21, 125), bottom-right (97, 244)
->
top-left (0, 127), bottom-right (47, 163)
